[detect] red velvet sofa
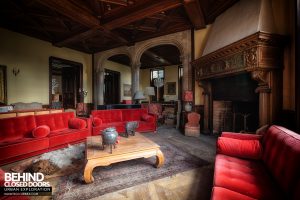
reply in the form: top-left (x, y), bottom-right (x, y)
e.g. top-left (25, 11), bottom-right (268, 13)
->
top-left (211, 125), bottom-right (300, 200)
top-left (0, 112), bottom-right (91, 166)
top-left (91, 108), bottom-right (156, 135)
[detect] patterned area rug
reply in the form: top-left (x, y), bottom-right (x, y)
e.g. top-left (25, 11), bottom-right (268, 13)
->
top-left (54, 140), bottom-right (209, 200)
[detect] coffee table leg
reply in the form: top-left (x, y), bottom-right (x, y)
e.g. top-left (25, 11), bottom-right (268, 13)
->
top-left (84, 161), bottom-right (95, 184)
top-left (155, 149), bottom-right (164, 168)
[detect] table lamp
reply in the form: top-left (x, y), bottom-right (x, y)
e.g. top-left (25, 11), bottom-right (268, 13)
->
top-left (144, 87), bottom-right (155, 103)
top-left (133, 91), bottom-right (146, 104)
top-left (183, 90), bottom-right (193, 112)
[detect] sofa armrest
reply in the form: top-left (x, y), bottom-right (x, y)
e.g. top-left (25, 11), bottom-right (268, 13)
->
top-left (77, 117), bottom-right (92, 135)
top-left (146, 113), bottom-right (157, 122)
top-left (217, 137), bottom-right (263, 160)
top-left (141, 114), bottom-right (155, 123)
top-left (221, 132), bottom-right (262, 140)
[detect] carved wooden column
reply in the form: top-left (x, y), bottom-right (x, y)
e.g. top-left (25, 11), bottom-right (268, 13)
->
top-left (131, 62), bottom-right (140, 99)
top-left (199, 81), bottom-right (212, 134)
top-left (251, 71), bottom-right (271, 126)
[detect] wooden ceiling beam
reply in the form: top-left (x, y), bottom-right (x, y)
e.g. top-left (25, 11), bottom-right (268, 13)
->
top-left (36, 0), bottom-right (100, 28)
top-left (183, 0), bottom-right (206, 29)
top-left (99, 0), bottom-right (129, 6)
top-left (54, 28), bottom-right (98, 47)
top-left (123, 25), bottom-right (157, 32)
top-left (102, 0), bottom-right (182, 30)
top-left (10, 1), bottom-right (54, 40)
top-left (37, 0), bottom-right (129, 46)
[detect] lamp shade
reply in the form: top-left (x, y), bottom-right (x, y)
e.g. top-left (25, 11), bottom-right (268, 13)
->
top-left (183, 90), bottom-right (193, 101)
top-left (144, 87), bottom-right (155, 96)
top-left (133, 91), bottom-right (146, 100)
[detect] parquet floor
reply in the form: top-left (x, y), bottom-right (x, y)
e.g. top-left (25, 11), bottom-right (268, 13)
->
top-left (3, 126), bottom-right (217, 200)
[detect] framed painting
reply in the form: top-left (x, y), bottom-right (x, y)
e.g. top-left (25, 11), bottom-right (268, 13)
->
top-left (0, 65), bottom-right (7, 105)
top-left (123, 84), bottom-right (131, 97)
top-left (167, 82), bottom-right (176, 95)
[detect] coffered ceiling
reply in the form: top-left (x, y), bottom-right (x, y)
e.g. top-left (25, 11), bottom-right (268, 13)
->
top-left (0, 0), bottom-right (238, 55)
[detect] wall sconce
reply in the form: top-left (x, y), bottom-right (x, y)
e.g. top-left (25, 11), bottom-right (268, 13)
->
top-left (12, 68), bottom-right (20, 76)
top-left (79, 88), bottom-right (88, 97)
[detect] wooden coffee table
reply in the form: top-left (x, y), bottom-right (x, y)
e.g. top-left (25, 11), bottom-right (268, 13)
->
top-left (83, 133), bottom-right (165, 183)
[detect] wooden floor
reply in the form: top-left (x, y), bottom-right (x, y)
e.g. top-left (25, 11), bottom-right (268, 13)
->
top-left (3, 126), bottom-right (217, 200)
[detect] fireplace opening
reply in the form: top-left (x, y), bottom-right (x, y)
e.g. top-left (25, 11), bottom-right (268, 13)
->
top-left (211, 73), bottom-right (259, 134)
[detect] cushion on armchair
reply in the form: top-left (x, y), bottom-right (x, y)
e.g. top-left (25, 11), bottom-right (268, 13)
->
top-left (93, 117), bottom-right (102, 126)
top-left (141, 114), bottom-right (153, 122)
top-left (68, 118), bottom-right (86, 129)
top-left (32, 125), bottom-right (50, 138)
top-left (217, 137), bottom-right (263, 160)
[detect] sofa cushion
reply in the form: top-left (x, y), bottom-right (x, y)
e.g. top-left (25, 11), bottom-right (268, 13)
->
top-left (217, 137), bottom-right (263, 160)
top-left (0, 137), bottom-right (49, 161)
top-left (214, 154), bottom-right (284, 199)
top-left (141, 113), bottom-right (151, 121)
top-left (93, 117), bottom-right (102, 126)
top-left (68, 118), bottom-right (86, 129)
top-left (32, 125), bottom-right (50, 138)
top-left (262, 125), bottom-right (300, 197)
top-left (211, 187), bottom-right (256, 200)
top-left (91, 110), bottom-right (123, 123)
top-left (221, 132), bottom-right (262, 140)
top-left (48, 129), bottom-right (89, 148)
top-left (0, 115), bottom-right (36, 142)
top-left (35, 112), bottom-right (74, 131)
top-left (122, 109), bottom-right (147, 121)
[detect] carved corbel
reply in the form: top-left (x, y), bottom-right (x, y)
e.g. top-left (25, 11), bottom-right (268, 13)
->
top-left (245, 47), bottom-right (258, 68)
top-left (251, 70), bottom-right (271, 93)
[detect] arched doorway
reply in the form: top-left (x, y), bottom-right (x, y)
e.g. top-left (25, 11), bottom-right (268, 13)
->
top-left (139, 44), bottom-right (182, 102)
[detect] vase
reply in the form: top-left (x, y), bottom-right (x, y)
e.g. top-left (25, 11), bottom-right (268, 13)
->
top-left (102, 127), bottom-right (118, 145)
top-left (184, 102), bottom-right (192, 112)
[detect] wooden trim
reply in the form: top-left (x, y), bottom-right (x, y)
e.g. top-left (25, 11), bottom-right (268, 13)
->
top-left (192, 32), bottom-right (287, 81)
top-left (92, 53), bottom-right (95, 105)
top-left (183, 0), bottom-right (206, 29)
top-left (296, 0), bottom-right (300, 132)
top-left (191, 29), bottom-right (195, 104)
top-left (0, 65), bottom-right (7, 105)
top-left (49, 56), bottom-right (83, 108)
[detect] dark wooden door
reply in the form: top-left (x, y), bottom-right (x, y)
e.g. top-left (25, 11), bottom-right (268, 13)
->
top-left (62, 67), bottom-right (76, 108)
top-left (50, 57), bottom-right (83, 109)
top-left (104, 69), bottom-right (120, 104)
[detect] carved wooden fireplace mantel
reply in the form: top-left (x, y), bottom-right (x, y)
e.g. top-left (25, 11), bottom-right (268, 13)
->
top-left (191, 32), bottom-right (287, 133)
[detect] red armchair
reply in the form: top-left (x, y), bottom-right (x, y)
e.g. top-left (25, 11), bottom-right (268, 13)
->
top-left (185, 112), bottom-right (200, 137)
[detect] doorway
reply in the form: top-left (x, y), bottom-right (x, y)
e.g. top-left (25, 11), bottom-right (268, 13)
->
top-left (49, 57), bottom-right (83, 109)
top-left (104, 69), bottom-right (120, 104)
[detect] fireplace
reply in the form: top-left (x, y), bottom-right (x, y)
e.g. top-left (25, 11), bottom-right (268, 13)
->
top-left (192, 32), bottom-right (286, 134)
top-left (211, 73), bottom-right (259, 134)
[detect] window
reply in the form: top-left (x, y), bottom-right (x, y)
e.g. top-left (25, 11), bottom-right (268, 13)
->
top-left (151, 69), bottom-right (164, 80)
top-left (150, 68), bottom-right (164, 102)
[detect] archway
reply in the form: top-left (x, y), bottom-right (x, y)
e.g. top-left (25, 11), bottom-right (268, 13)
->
top-left (94, 47), bottom-right (132, 105)
top-left (139, 44), bottom-right (182, 102)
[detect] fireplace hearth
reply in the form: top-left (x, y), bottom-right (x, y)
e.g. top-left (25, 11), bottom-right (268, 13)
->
top-left (211, 73), bottom-right (259, 134)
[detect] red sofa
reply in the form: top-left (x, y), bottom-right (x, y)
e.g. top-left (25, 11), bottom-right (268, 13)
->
top-left (91, 108), bottom-right (156, 135)
top-left (211, 125), bottom-right (300, 200)
top-left (0, 112), bottom-right (91, 166)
